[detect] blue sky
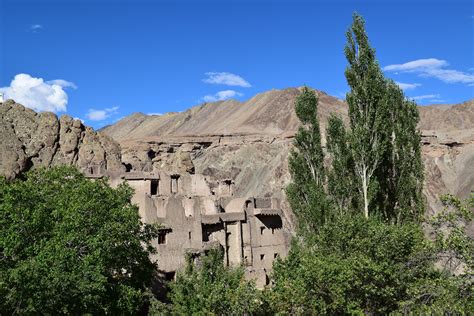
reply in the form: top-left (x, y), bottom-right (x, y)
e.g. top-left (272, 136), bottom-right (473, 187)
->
top-left (1, 0), bottom-right (473, 128)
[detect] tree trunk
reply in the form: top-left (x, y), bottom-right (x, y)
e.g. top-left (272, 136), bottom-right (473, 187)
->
top-left (362, 170), bottom-right (369, 218)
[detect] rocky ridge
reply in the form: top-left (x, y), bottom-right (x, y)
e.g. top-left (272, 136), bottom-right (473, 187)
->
top-left (102, 88), bottom-right (474, 216)
top-left (0, 99), bottom-right (124, 179)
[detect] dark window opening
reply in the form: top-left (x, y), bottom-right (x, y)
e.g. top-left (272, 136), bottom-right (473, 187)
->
top-left (164, 271), bottom-right (175, 281)
top-left (203, 230), bottom-right (210, 242)
top-left (188, 231), bottom-right (192, 240)
top-left (265, 274), bottom-right (270, 285)
top-left (151, 179), bottom-right (159, 196)
top-left (124, 163), bottom-right (132, 172)
top-left (158, 232), bottom-right (167, 244)
top-left (260, 226), bottom-right (265, 235)
top-left (260, 254), bottom-right (265, 261)
top-left (274, 253), bottom-right (279, 259)
top-left (202, 223), bottom-right (223, 242)
top-left (147, 150), bottom-right (156, 160)
top-left (89, 167), bottom-right (94, 174)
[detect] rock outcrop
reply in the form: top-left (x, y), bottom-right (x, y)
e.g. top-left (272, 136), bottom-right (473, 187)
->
top-left (0, 99), bottom-right (124, 179)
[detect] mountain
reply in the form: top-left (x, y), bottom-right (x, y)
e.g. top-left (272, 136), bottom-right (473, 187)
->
top-left (101, 88), bottom-right (347, 140)
top-left (102, 88), bottom-right (474, 216)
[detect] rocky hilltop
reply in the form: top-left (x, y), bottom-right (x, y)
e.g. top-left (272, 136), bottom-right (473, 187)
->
top-left (102, 88), bottom-right (474, 216)
top-left (0, 99), bottom-right (124, 179)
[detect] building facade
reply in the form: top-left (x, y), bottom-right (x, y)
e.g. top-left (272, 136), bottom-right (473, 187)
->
top-left (97, 170), bottom-right (290, 288)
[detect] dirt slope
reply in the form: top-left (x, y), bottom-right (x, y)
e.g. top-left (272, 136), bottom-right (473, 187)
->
top-left (102, 88), bottom-right (474, 215)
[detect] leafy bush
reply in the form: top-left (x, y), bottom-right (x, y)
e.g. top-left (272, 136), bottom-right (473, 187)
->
top-left (268, 216), bottom-right (431, 314)
top-left (165, 248), bottom-right (263, 315)
top-left (0, 167), bottom-right (159, 314)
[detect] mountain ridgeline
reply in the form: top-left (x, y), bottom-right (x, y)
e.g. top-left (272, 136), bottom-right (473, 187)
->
top-left (101, 87), bottom-right (474, 216)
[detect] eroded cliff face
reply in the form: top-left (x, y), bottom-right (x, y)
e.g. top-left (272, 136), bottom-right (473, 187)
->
top-left (102, 89), bottom-right (473, 219)
top-left (0, 99), bottom-right (124, 179)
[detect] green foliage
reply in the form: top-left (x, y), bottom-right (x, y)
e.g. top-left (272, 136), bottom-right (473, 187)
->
top-left (269, 194), bottom-right (474, 315)
top-left (268, 216), bottom-right (430, 314)
top-left (0, 166), bottom-right (159, 314)
top-left (375, 81), bottom-right (424, 223)
top-left (326, 114), bottom-right (360, 215)
top-left (397, 194), bottom-right (474, 314)
top-left (326, 13), bottom-right (425, 222)
top-left (166, 248), bottom-right (262, 315)
top-left (287, 86), bottom-right (332, 235)
top-left (430, 193), bottom-right (474, 271)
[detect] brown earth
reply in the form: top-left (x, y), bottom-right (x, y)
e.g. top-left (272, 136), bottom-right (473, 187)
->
top-left (101, 87), bottom-right (474, 217)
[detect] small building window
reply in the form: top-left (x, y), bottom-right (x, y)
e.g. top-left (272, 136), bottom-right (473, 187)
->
top-left (260, 226), bottom-right (265, 235)
top-left (271, 228), bottom-right (275, 234)
top-left (188, 231), bottom-right (192, 240)
top-left (158, 231), bottom-right (167, 244)
top-left (274, 253), bottom-right (279, 259)
top-left (150, 179), bottom-right (159, 196)
top-left (260, 254), bottom-right (265, 261)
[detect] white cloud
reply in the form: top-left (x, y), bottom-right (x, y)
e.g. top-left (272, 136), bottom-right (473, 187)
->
top-left (46, 79), bottom-right (77, 89)
top-left (409, 94), bottom-right (441, 101)
top-left (86, 106), bottom-right (119, 121)
top-left (202, 90), bottom-right (242, 102)
top-left (384, 58), bottom-right (474, 84)
top-left (395, 82), bottom-right (421, 90)
top-left (203, 72), bottom-right (251, 87)
top-left (0, 73), bottom-right (76, 112)
top-left (29, 24), bottom-right (43, 33)
top-left (384, 58), bottom-right (448, 72)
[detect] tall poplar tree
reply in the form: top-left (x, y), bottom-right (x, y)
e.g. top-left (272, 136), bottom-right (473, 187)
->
top-left (286, 87), bottom-right (331, 235)
top-left (344, 13), bottom-right (387, 219)
top-left (327, 13), bottom-right (424, 222)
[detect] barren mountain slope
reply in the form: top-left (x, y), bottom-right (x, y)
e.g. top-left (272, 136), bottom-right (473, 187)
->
top-left (103, 88), bottom-right (347, 140)
top-left (102, 88), bottom-right (474, 215)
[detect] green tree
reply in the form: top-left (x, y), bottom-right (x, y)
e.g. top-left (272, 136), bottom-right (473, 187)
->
top-left (327, 14), bottom-right (424, 222)
top-left (269, 216), bottom-right (430, 315)
top-left (343, 13), bottom-right (389, 219)
top-left (166, 248), bottom-right (262, 315)
top-left (287, 87), bottom-right (332, 235)
top-left (0, 166), bottom-right (159, 314)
